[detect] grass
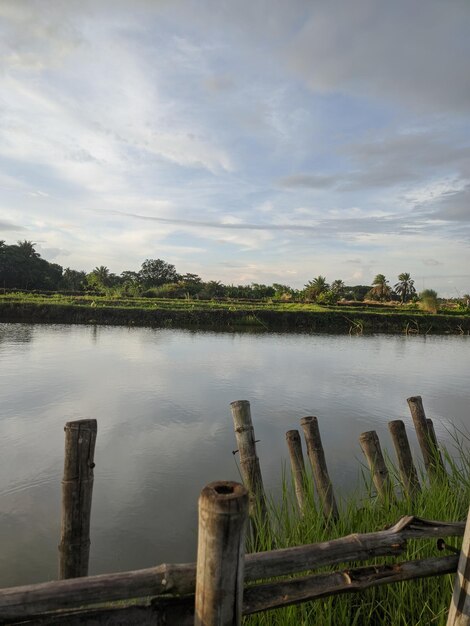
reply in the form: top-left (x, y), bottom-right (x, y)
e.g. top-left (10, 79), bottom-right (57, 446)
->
top-left (1, 291), bottom-right (469, 333)
top-left (244, 434), bottom-right (470, 625)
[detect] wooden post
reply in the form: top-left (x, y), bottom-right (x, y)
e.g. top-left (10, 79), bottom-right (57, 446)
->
top-left (388, 420), bottom-right (421, 498)
top-left (300, 416), bottom-right (338, 520)
top-left (359, 430), bottom-right (395, 502)
top-left (427, 418), bottom-right (440, 451)
top-left (447, 504), bottom-right (470, 625)
top-left (59, 419), bottom-right (97, 579)
top-left (230, 401), bottom-right (266, 516)
top-left (195, 481), bottom-right (249, 626)
top-left (407, 396), bottom-right (445, 477)
top-left (285, 430), bottom-right (307, 514)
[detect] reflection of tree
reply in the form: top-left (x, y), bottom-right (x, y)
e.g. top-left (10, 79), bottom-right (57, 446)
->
top-left (0, 324), bottom-right (34, 346)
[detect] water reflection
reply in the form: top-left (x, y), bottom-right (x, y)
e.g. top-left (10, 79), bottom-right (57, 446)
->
top-left (0, 323), bottom-right (468, 586)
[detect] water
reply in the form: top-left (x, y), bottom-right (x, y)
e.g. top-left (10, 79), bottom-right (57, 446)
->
top-left (0, 323), bottom-right (468, 587)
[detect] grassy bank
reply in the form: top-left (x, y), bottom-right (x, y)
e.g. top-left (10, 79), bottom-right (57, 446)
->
top-left (1, 292), bottom-right (469, 334)
top-left (245, 439), bottom-right (469, 625)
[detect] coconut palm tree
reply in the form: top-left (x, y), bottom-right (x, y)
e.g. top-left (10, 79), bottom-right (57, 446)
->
top-left (304, 276), bottom-right (329, 300)
top-left (369, 274), bottom-right (391, 301)
top-left (331, 279), bottom-right (345, 296)
top-left (394, 272), bottom-right (416, 303)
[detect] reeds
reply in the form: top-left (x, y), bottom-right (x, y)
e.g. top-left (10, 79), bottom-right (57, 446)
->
top-left (245, 432), bottom-right (470, 625)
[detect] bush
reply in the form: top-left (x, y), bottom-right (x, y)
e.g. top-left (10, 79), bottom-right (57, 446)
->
top-left (419, 289), bottom-right (439, 313)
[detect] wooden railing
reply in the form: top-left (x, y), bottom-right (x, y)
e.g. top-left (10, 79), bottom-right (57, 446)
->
top-left (1, 395), bottom-right (470, 624)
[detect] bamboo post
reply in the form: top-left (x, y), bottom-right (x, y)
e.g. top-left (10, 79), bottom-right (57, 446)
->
top-left (285, 430), bottom-right (307, 514)
top-left (195, 481), bottom-right (249, 626)
top-left (447, 504), bottom-right (470, 625)
top-left (230, 401), bottom-right (266, 516)
top-left (59, 419), bottom-right (97, 579)
top-left (427, 418), bottom-right (439, 451)
top-left (407, 396), bottom-right (445, 477)
top-left (300, 416), bottom-right (338, 520)
top-left (388, 420), bottom-right (421, 498)
top-left (359, 430), bottom-right (395, 502)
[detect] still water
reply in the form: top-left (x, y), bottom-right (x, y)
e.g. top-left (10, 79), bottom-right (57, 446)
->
top-left (0, 323), bottom-right (468, 586)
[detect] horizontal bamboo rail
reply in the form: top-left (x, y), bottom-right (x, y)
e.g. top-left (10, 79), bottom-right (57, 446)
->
top-left (0, 516), bottom-right (464, 622)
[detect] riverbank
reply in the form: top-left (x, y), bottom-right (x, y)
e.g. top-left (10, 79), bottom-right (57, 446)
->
top-left (1, 293), bottom-right (469, 333)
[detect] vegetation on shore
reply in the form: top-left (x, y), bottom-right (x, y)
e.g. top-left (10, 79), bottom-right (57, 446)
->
top-left (2, 240), bottom-right (470, 309)
top-left (246, 435), bottom-right (470, 625)
top-left (1, 291), bottom-right (470, 334)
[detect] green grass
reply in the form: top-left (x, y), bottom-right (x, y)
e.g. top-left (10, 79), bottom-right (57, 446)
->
top-left (244, 435), bottom-right (470, 625)
top-left (1, 292), bottom-right (469, 334)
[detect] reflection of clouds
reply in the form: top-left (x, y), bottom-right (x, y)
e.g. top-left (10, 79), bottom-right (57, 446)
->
top-left (1, 325), bottom-right (469, 584)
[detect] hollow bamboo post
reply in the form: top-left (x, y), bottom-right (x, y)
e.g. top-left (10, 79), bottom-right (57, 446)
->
top-left (447, 504), bottom-right (470, 625)
top-left (195, 481), bottom-right (249, 626)
top-left (388, 420), bottom-right (421, 498)
top-left (407, 396), bottom-right (445, 477)
top-left (285, 430), bottom-right (307, 514)
top-left (359, 430), bottom-right (394, 502)
top-left (230, 401), bottom-right (266, 516)
top-left (300, 416), bottom-right (338, 520)
top-left (59, 419), bottom-right (97, 579)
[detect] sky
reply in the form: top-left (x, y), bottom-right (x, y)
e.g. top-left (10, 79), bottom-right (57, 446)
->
top-left (0, 0), bottom-right (469, 295)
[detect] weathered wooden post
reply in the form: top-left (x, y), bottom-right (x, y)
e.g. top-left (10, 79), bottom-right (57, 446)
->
top-left (59, 419), bottom-right (97, 579)
top-left (359, 430), bottom-right (395, 502)
top-left (300, 416), bottom-right (338, 520)
top-left (388, 420), bottom-right (421, 498)
top-left (285, 430), bottom-right (307, 514)
top-left (230, 401), bottom-right (266, 516)
top-left (407, 396), bottom-right (445, 477)
top-left (447, 504), bottom-right (470, 625)
top-left (195, 481), bottom-right (249, 626)
top-left (427, 417), bottom-right (440, 452)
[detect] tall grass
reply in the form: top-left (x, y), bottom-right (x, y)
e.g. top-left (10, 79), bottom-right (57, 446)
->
top-left (245, 434), bottom-right (470, 625)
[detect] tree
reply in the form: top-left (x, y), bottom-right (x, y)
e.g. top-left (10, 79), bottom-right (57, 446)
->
top-left (368, 274), bottom-right (391, 301)
top-left (304, 276), bottom-right (329, 301)
top-left (394, 272), bottom-right (416, 303)
top-left (87, 266), bottom-right (118, 290)
top-left (138, 259), bottom-right (179, 287)
top-left (331, 279), bottom-right (345, 297)
top-left (61, 268), bottom-right (87, 291)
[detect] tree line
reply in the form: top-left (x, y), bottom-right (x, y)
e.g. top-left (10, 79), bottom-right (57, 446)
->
top-left (1, 240), bottom-right (465, 308)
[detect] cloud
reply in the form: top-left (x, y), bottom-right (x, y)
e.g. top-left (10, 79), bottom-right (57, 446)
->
top-left (285, 0), bottom-right (470, 114)
top-left (425, 184), bottom-right (470, 222)
top-left (0, 219), bottom-right (25, 232)
top-left (279, 174), bottom-right (336, 189)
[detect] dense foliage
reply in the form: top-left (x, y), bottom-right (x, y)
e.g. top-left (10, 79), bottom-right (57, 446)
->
top-left (1, 240), bottom-right (468, 310)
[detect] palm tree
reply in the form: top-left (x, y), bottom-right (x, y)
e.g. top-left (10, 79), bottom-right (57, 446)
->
top-left (369, 274), bottom-right (391, 301)
top-left (331, 279), bottom-right (345, 296)
top-left (394, 272), bottom-right (416, 303)
top-left (304, 276), bottom-right (329, 300)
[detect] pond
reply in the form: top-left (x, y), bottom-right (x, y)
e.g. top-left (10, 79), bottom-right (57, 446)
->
top-left (0, 323), bottom-right (468, 587)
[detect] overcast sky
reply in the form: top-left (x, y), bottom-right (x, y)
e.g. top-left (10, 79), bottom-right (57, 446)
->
top-left (1, 0), bottom-right (469, 294)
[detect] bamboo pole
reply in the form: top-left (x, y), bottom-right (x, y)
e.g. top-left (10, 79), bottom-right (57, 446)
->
top-left (195, 481), bottom-right (249, 626)
top-left (300, 416), bottom-right (338, 520)
top-left (0, 516), bottom-right (464, 620)
top-left (286, 430), bottom-right (307, 513)
top-left (388, 420), bottom-right (421, 497)
top-left (359, 430), bottom-right (394, 502)
top-left (427, 418), bottom-right (440, 451)
top-left (230, 401), bottom-right (266, 516)
top-left (243, 554), bottom-right (458, 615)
top-left (407, 396), bottom-right (445, 477)
top-left (59, 419), bottom-right (97, 579)
top-left (447, 504), bottom-right (470, 625)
